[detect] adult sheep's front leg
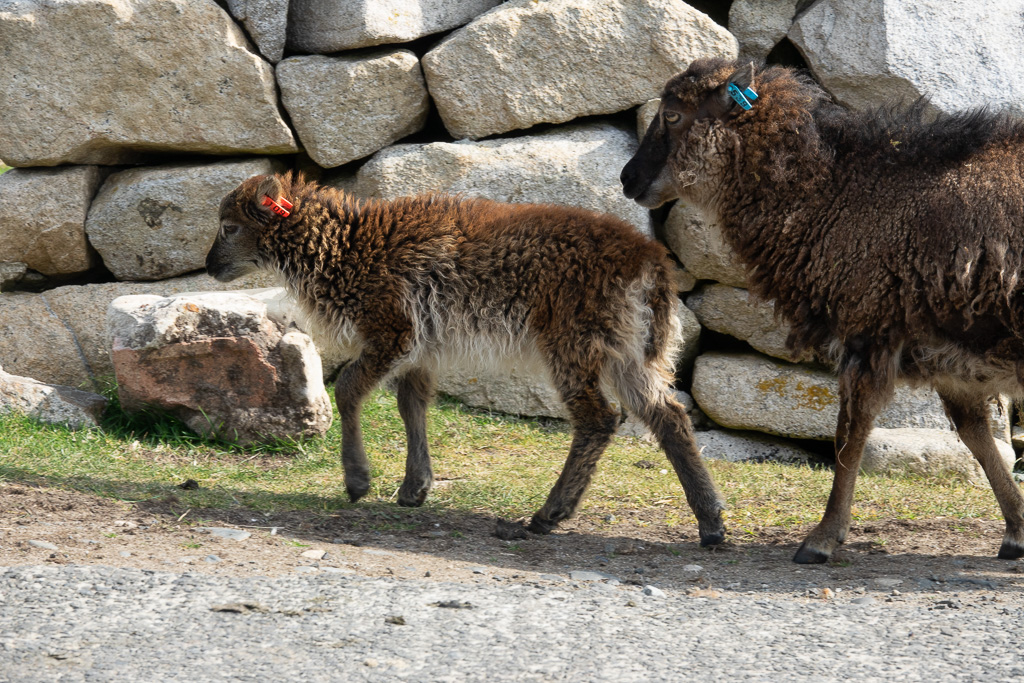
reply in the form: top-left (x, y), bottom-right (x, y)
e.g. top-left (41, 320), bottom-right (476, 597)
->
top-left (794, 348), bottom-right (894, 563)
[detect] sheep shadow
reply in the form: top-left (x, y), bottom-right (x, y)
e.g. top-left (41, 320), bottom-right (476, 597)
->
top-left (4, 465), bottom-right (1016, 600)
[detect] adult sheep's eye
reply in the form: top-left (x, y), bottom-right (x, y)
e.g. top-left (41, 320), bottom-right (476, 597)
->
top-left (664, 112), bottom-right (681, 124)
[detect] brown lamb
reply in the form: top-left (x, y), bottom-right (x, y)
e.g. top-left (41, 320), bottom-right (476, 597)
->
top-left (621, 57), bottom-right (1024, 563)
top-left (206, 173), bottom-right (726, 545)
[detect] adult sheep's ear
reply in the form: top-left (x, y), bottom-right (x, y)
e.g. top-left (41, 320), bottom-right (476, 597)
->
top-left (709, 61), bottom-right (758, 119)
top-left (254, 174), bottom-right (292, 218)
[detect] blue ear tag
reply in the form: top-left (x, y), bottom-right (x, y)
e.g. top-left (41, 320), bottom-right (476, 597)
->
top-left (727, 82), bottom-right (758, 110)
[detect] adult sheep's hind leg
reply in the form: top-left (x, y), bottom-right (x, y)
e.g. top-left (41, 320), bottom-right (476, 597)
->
top-left (794, 347), bottom-right (894, 564)
top-left (527, 374), bottom-right (619, 535)
top-left (939, 391), bottom-right (1024, 559)
top-left (395, 368), bottom-right (435, 507)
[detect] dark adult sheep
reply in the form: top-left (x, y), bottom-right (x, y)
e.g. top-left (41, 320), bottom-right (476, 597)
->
top-left (621, 57), bottom-right (1024, 563)
top-left (206, 173), bottom-right (726, 545)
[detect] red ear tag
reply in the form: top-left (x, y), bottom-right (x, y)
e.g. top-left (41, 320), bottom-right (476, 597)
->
top-left (262, 195), bottom-right (292, 217)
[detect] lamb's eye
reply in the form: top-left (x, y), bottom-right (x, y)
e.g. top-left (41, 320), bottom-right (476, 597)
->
top-left (664, 112), bottom-right (681, 124)
top-left (223, 224), bottom-right (240, 236)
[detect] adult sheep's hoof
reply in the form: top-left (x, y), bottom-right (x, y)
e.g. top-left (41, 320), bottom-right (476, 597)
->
top-left (793, 541), bottom-right (831, 564)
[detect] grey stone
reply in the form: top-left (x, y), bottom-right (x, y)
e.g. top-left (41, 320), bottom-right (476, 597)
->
top-left (0, 262), bottom-right (26, 292)
top-left (789, 0), bottom-right (1024, 117)
top-left (569, 571), bottom-right (620, 582)
top-left (277, 51), bottom-right (429, 168)
top-left (204, 555), bottom-right (221, 563)
top-left (226, 0), bottom-right (287, 62)
top-left (664, 202), bottom-right (747, 288)
top-left (0, 0), bottom-right (296, 166)
top-left (862, 428), bottom-right (1016, 481)
top-left (0, 364), bottom-right (107, 429)
top-left (686, 284), bottom-right (812, 362)
top-left (0, 167), bottom-right (103, 276)
top-left (86, 158), bottom-right (282, 281)
top-left (198, 528), bottom-right (253, 541)
top-left (693, 351), bottom-right (1012, 443)
top-left (421, 0), bottom-right (737, 139)
top-left (642, 585), bottom-right (666, 597)
top-left (681, 565), bottom-right (703, 573)
top-left (692, 352), bottom-right (964, 440)
top-left (694, 429), bottom-right (815, 465)
top-left (0, 292), bottom-right (91, 389)
top-left (287, 0), bottom-right (501, 53)
top-left (356, 122), bottom-right (653, 236)
top-left (729, 0), bottom-right (799, 61)
top-left (27, 540), bottom-right (59, 551)
top-left (109, 292), bottom-right (333, 444)
top-left (851, 596), bottom-right (876, 606)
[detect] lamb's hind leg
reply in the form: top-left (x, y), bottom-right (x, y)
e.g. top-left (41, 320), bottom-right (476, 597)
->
top-left (630, 390), bottom-right (726, 547)
top-left (939, 391), bottom-right (1024, 559)
top-left (794, 347), bottom-right (894, 563)
top-left (528, 374), bottom-right (619, 534)
top-left (395, 368), bottom-right (435, 507)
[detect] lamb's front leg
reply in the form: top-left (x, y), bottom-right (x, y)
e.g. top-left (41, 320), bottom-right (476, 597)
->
top-left (395, 368), bottom-right (435, 507)
top-left (335, 326), bottom-right (413, 503)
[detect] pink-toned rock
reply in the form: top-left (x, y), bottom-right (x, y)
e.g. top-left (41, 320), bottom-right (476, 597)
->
top-left (108, 292), bottom-right (332, 444)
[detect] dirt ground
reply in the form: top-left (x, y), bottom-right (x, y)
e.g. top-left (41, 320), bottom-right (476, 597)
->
top-left (2, 481), bottom-right (1022, 601)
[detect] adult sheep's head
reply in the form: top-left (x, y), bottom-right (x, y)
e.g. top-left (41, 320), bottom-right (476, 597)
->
top-left (620, 58), bottom-right (755, 208)
top-left (621, 59), bottom-right (825, 210)
top-left (206, 173), bottom-right (295, 282)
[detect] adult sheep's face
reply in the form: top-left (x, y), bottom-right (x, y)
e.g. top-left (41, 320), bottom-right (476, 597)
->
top-left (206, 174), bottom-right (291, 282)
top-left (621, 59), bottom-right (756, 208)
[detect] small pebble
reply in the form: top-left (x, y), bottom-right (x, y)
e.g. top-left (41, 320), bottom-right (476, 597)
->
top-left (203, 555), bottom-right (221, 563)
top-left (119, 551), bottom-right (132, 558)
top-left (198, 527), bottom-right (251, 541)
top-left (28, 540), bottom-right (59, 551)
top-left (642, 585), bottom-right (666, 598)
top-left (851, 596), bottom-right (875, 606)
top-left (682, 564), bottom-right (703, 573)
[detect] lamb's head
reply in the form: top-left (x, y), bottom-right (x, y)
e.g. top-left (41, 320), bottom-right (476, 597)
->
top-left (206, 173), bottom-right (295, 282)
top-left (620, 58), bottom-right (757, 208)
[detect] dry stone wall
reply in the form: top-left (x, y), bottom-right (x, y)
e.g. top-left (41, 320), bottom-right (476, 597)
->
top-left (1, 0), bottom-right (1021, 470)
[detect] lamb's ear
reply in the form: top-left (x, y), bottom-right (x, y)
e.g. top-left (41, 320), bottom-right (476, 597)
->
top-left (708, 62), bottom-right (758, 119)
top-left (253, 175), bottom-right (292, 218)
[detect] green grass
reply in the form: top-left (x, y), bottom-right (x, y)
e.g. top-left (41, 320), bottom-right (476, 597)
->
top-left (0, 389), bottom-right (1007, 534)
top-left (0, 164), bottom-right (11, 175)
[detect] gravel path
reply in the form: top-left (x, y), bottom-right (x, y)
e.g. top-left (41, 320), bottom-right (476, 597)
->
top-left (2, 563), bottom-right (1023, 681)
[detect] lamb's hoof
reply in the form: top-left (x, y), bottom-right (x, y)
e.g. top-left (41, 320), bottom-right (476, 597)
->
top-left (397, 487), bottom-right (429, 507)
top-left (997, 538), bottom-right (1024, 560)
top-left (699, 530), bottom-right (726, 547)
top-left (346, 484), bottom-right (369, 503)
top-left (793, 541), bottom-right (831, 564)
top-left (494, 518), bottom-right (531, 541)
top-left (527, 516), bottom-right (556, 535)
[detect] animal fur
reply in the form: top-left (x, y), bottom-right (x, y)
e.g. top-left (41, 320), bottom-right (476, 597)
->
top-left (621, 57), bottom-right (1024, 563)
top-left (207, 173), bottom-right (725, 544)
